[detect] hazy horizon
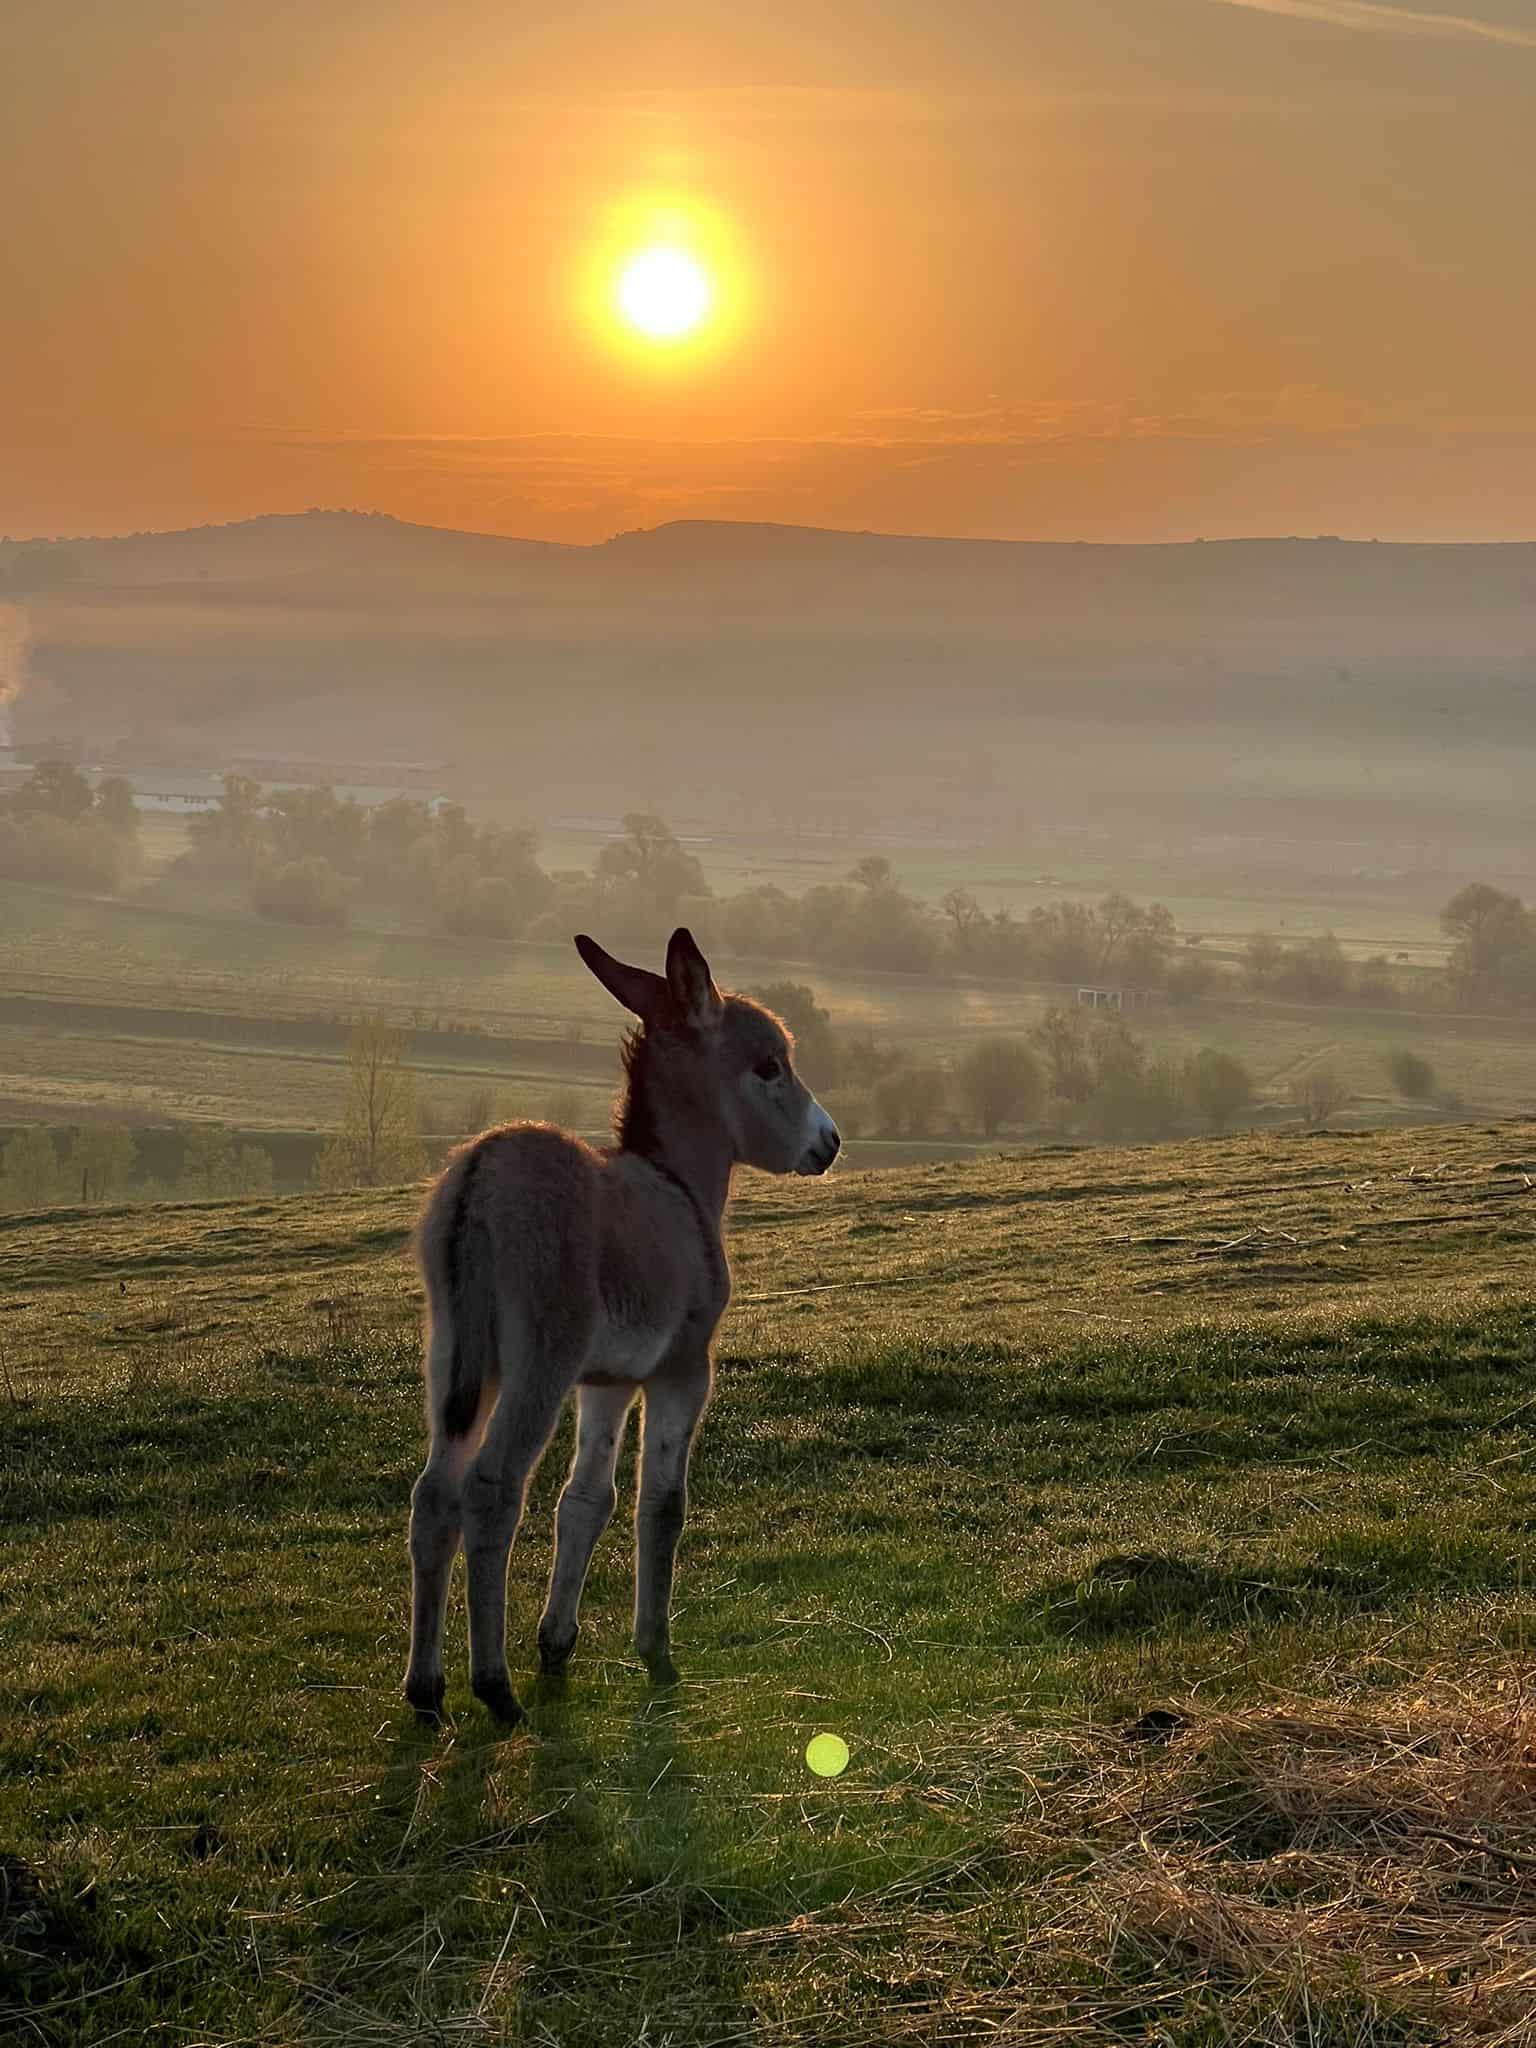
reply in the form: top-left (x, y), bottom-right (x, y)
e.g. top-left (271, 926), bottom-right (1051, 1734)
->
top-left (10, 506), bottom-right (1536, 551)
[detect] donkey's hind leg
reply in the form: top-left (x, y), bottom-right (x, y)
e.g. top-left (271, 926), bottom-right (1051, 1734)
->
top-left (405, 1328), bottom-right (480, 1719)
top-left (462, 1370), bottom-right (571, 1723)
top-left (634, 1360), bottom-right (711, 1686)
top-left (538, 1381), bottom-right (636, 1675)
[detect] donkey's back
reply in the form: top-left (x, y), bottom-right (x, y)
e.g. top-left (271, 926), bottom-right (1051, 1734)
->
top-left (417, 1121), bottom-right (715, 1441)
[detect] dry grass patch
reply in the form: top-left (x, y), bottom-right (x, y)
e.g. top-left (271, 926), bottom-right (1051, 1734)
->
top-left (740, 1670), bottom-right (1536, 2045)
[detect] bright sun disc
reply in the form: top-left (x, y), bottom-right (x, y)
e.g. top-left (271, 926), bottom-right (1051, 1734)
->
top-left (616, 244), bottom-right (712, 341)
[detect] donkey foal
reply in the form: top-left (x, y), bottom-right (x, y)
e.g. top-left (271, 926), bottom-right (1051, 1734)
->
top-left (404, 927), bottom-right (840, 1722)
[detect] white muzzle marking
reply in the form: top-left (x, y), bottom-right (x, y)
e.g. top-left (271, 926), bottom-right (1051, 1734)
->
top-left (799, 1097), bottom-right (841, 1174)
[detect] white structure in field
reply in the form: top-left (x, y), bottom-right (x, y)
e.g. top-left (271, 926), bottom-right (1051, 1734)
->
top-left (1076, 986), bottom-right (1158, 1013)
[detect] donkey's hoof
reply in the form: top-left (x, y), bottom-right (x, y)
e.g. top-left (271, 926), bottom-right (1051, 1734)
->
top-left (537, 1623), bottom-right (578, 1676)
top-left (404, 1671), bottom-right (445, 1721)
top-left (640, 1647), bottom-right (680, 1689)
top-left (471, 1672), bottom-right (525, 1725)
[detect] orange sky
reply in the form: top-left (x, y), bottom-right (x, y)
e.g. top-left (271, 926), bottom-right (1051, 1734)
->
top-left (3, 0), bottom-right (1534, 543)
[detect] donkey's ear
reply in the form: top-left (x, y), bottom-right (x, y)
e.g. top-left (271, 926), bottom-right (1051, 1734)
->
top-left (665, 927), bottom-right (723, 1030)
top-left (574, 935), bottom-right (666, 1020)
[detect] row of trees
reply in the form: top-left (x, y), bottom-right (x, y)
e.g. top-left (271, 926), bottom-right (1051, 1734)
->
top-left (187, 779), bottom-right (554, 936)
top-left (0, 758), bottom-right (141, 891)
top-left (820, 1010), bottom-right (1259, 1144)
top-left (182, 785), bottom-right (1189, 986)
top-left (0, 1124), bottom-right (276, 1211)
top-left (14, 767), bottom-right (1532, 1018)
top-left (0, 1013), bottom-right (1449, 1212)
top-left (1240, 929), bottom-right (1403, 1006)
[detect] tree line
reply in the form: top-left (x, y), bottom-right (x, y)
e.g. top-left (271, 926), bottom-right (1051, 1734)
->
top-left (11, 767), bottom-right (1535, 1017)
top-left (0, 759), bottom-right (141, 890)
top-left (0, 1124), bottom-right (275, 1211)
top-left (185, 777), bottom-right (553, 938)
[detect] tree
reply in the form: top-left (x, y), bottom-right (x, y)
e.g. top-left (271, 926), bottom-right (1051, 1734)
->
top-left (1288, 932), bottom-right (1351, 1002)
top-left (93, 777), bottom-right (140, 838)
top-left (940, 888), bottom-right (985, 961)
top-left (594, 814), bottom-right (710, 922)
top-left (1296, 1064), bottom-right (1347, 1127)
top-left (1084, 1026), bottom-right (1165, 1140)
top-left (180, 1126), bottom-right (235, 1197)
top-left (188, 774), bottom-right (267, 867)
top-left (1243, 931), bottom-right (1285, 992)
top-left (0, 1127), bottom-right (64, 1209)
top-left (314, 1018), bottom-right (424, 1189)
top-left (1383, 1048), bottom-right (1436, 1102)
top-left (13, 759), bottom-right (93, 821)
top-left (1185, 1048), bottom-right (1253, 1132)
top-left (956, 1039), bottom-right (1043, 1137)
top-left (67, 1125), bottom-right (137, 1202)
top-left (180, 1128), bottom-right (274, 1198)
top-left (1440, 884), bottom-right (1536, 1004)
top-left (719, 884), bottom-right (800, 960)
top-left (1030, 1006), bottom-right (1097, 1106)
top-left (850, 855), bottom-right (897, 896)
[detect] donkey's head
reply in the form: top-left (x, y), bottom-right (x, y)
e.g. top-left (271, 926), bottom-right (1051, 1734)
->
top-left (575, 928), bottom-right (841, 1178)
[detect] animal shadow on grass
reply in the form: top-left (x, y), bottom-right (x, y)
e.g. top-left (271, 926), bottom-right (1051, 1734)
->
top-left (506, 1675), bottom-right (754, 2043)
top-left (307, 1676), bottom-right (751, 2044)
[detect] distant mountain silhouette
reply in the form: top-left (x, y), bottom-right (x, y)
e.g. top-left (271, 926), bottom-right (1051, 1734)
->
top-left (4, 512), bottom-right (1532, 863)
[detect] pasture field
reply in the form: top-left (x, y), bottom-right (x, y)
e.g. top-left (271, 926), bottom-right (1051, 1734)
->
top-left (4, 1119), bottom-right (1536, 2044)
top-left (0, 877), bottom-right (1532, 1146)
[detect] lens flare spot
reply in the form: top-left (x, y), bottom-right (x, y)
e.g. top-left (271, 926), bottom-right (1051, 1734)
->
top-left (805, 1732), bottom-right (850, 1778)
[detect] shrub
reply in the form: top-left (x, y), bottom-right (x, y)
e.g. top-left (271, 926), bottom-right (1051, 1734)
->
top-left (1383, 1048), bottom-right (1436, 1102)
top-left (874, 1063), bottom-right (949, 1138)
top-left (442, 874), bottom-right (526, 941)
top-left (1186, 1049), bottom-right (1254, 1132)
top-left (1296, 1063), bottom-right (1348, 1127)
top-left (0, 814), bottom-right (134, 891)
top-left (251, 855), bottom-right (349, 926)
top-left (955, 1039), bottom-right (1043, 1137)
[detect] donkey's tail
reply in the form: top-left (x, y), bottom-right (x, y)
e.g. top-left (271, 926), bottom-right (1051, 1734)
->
top-left (416, 1144), bottom-right (499, 1443)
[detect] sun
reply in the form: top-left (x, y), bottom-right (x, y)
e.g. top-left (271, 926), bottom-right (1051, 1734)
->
top-left (615, 244), bottom-right (713, 342)
top-left (579, 193), bottom-right (745, 365)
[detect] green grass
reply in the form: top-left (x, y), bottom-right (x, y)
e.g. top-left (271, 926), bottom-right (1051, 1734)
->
top-left (4, 1121), bottom-right (1536, 2042)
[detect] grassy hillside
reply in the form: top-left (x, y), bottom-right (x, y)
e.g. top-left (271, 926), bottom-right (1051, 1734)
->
top-left (4, 1120), bottom-right (1536, 2043)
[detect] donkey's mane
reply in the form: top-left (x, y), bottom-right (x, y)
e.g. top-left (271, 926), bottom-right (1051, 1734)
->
top-left (615, 1024), bottom-right (662, 1155)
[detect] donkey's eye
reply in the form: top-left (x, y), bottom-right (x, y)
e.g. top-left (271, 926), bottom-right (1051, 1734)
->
top-left (754, 1056), bottom-right (784, 1083)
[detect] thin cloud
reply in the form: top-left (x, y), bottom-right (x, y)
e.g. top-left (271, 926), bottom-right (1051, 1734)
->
top-left (1212, 0), bottom-right (1536, 46)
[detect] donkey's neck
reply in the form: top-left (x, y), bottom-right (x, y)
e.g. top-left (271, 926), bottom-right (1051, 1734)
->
top-left (618, 1037), bottom-right (733, 1223)
top-left (638, 1117), bottom-right (733, 1225)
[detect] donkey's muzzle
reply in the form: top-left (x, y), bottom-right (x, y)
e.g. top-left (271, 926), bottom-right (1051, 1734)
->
top-left (797, 1129), bottom-right (841, 1176)
top-left (796, 1100), bottom-right (841, 1175)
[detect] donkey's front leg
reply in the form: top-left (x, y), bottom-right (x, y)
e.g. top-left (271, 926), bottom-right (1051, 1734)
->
top-left (634, 1360), bottom-right (711, 1685)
